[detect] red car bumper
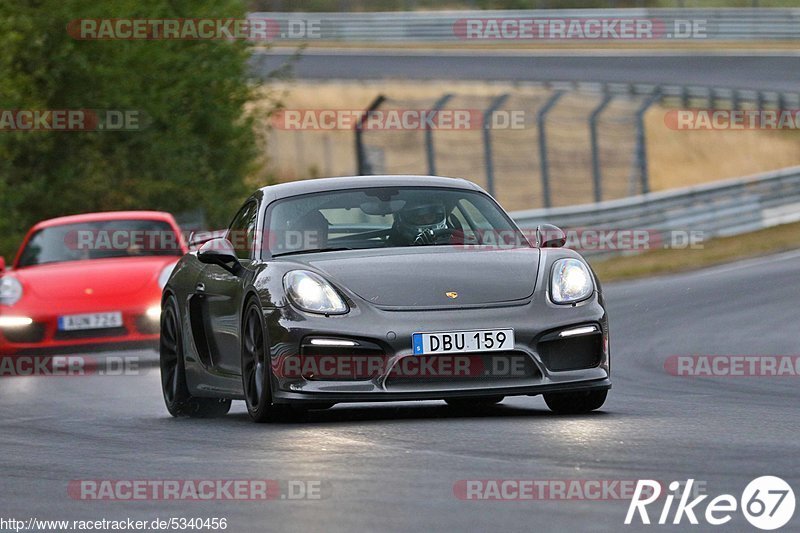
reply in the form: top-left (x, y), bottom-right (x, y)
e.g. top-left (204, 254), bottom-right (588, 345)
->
top-left (0, 304), bottom-right (161, 355)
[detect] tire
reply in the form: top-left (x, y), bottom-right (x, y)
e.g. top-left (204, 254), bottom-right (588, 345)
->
top-left (543, 390), bottom-right (607, 414)
top-left (160, 295), bottom-right (232, 418)
top-left (445, 396), bottom-right (504, 409)
top-left (241, 298), bottom-right (279, 423)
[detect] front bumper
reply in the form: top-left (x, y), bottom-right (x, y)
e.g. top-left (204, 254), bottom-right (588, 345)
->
top-left (0, 305), bottom-right (161, 355)
top-left (264, 291), bottom-right (610, 403)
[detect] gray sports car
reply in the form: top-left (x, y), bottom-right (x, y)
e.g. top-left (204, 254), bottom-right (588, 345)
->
top-left (160, 175), bottom-right (610, 422)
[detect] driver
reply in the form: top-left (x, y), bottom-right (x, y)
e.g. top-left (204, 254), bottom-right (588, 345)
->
top-left (392, 201), bottom-right (448, 245)
top-left (279, 210), bottom-right (329, 253)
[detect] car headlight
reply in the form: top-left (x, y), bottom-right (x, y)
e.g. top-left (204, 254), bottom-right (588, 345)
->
top-left (158, 262), bottom-right (177, 289)
top-left (283, 270), bottom-right (348, 315)
top-left (550, 258), bottom-right (594, 304)
top-left (0, 277), bottom-right (23, 306)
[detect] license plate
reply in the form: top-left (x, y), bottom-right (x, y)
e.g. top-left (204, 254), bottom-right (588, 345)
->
top-left (58, 312), bottom-right (123, 331)
top-left (412, 329), bottom-right (514, 355)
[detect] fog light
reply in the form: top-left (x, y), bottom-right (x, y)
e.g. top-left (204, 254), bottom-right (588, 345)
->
top-left (308, 338), bottom-right (358, 347)
top-left (0, 316), bottom-right (33, 328)
top-left (146, 305), bottom-right (161, 320)
top-left (559, 325), bottom-right (599, 338)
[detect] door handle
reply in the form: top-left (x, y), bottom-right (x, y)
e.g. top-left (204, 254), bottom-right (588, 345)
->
top-left (195, 283), bottom-right (205, 292)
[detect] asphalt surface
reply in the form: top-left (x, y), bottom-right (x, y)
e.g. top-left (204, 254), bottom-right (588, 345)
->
top-left (250, 48), bottom-right (800, 92)
top-left (2, 250), bottom-right (799, 532)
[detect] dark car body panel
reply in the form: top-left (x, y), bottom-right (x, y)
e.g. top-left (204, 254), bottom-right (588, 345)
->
top-left (164, 176), bottom-right (611, 404)
top-left (300, 247), bottom-right (540, 308)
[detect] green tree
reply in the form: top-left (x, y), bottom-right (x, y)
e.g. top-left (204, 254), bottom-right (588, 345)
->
top-left (0, 0), bottom-right (260, 259)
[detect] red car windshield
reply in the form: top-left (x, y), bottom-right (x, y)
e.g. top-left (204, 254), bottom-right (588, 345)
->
top-left (17, 219), bottom-right (182, 267)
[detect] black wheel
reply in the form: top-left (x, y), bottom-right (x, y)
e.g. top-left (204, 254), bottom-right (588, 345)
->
top-left (241, 299), bottom-right (278, 423)
top-left (445, 396), bottom-right (504, 409)
top-left (160, 295), bottom-right (231, 418)
top-left (544, 390), bottom-right (607, 414)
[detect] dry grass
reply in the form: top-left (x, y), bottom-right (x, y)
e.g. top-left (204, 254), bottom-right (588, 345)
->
top-left (256, 80), bottom-right (800, 211)
top-left (647, 113), bottom-right (800, 190)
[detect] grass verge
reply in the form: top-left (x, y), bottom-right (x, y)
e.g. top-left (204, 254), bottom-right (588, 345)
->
top-left (590, 220), bottom-right (800, 282)
top-left (261, 80), bottom-right (800, 211)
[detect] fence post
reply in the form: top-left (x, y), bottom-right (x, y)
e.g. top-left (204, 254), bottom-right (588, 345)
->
top-left (482, 94), bottom-right (510, 197)
top-left (426, 93), bottom-right (453, 176)
top-left (537, 90), bottom-right (565, 208)
top-left (355, 95), bottom-right (386, 175)
top-left (589, 93), bottom-right (614, 203)
top-left (635, 90), bottom-right (661, 195)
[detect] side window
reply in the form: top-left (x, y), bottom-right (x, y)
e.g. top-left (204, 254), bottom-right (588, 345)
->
top-left (227, 201), bottom-right (258, 260)
top-left (457, 199), bottom-right (492, 230)
top-left (448, 206), bottom-right (470, 231)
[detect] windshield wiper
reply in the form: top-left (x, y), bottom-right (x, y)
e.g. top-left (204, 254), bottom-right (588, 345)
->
top-left (271, 247), bottom-right (354, 258)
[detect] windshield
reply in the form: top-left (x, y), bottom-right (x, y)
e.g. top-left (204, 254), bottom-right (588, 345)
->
top-left (17, 219), bottom-right (183, 267)
top-left (266, 186), bottom-right (529, 256)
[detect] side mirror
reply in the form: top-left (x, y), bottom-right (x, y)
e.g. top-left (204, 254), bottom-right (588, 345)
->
top-left (0, 256), bottom-right (5, 274)
top-left (536, 224), bottom-right (566, 248)
top-left (197, 238), bottom-right (242, 275)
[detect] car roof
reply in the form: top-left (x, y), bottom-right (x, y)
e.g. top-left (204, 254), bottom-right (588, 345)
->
top-left (32, 211), bottom-right (176, 230)
top-left (258, 175), bottom-right (483, 203)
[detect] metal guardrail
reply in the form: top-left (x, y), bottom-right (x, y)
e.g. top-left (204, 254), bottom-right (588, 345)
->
top-left (252, 9), bottom-right (800, 41)
top-left (509, 165), bottom-right (800, 258)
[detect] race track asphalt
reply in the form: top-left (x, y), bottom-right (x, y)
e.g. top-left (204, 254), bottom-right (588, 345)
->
top-left (250, 48), bottom-right (800, 92)
top-left (2, 250), bottom-right (799, 532)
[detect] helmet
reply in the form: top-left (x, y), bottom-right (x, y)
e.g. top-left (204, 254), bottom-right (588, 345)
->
top-left (280, 210), bottom-right (329, 252)
top-left (395, 201), bottom-right (447, 244)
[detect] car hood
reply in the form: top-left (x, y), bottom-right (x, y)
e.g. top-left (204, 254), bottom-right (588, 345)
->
top-left (11, 257), bottom-right (177, 300)
top-left (300, 247), bottom-right (540, 309)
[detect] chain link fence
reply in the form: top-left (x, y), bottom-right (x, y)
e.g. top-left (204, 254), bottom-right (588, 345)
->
top-left (264, 82), bottom-right (800, 212)
top-left (354, 86), bottom-right (653, 211)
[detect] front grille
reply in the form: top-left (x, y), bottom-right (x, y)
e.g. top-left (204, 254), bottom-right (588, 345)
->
top-left (384, 351), bottom-right (539, 388)
top-left (2, 323), bottom-right (46, 343)
top-left (53, 327), bottom-right (128, 340)
top-left (538, 332), bottom-right (603, 372)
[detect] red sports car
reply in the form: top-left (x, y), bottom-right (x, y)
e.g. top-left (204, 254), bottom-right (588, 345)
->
top-left (0, 211), bottom-right (187, 355)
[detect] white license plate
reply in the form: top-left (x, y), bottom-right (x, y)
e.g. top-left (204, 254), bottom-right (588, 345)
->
top-left (412, 329), bottom-right (514, 355)
top-left (58, 312), bottom-right (123, 331)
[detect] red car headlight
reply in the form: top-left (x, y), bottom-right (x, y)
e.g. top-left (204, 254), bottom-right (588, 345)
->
top-left (0, 277), bottom-right (23, 306)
